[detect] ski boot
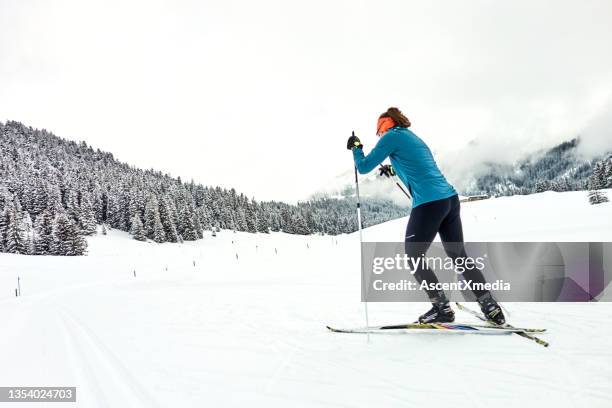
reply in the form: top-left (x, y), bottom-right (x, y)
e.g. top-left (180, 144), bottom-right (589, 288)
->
top-left (478, 292), bottom-right (506, 325)
top-left (418, 295), bottom-right (455, 324)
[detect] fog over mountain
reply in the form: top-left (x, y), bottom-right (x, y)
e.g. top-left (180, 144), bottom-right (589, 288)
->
top-left (443, 100), bottom-right (612, 194)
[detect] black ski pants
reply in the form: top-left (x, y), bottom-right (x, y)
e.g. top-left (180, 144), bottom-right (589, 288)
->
top-left (405, 194), bottom-right (488, 300)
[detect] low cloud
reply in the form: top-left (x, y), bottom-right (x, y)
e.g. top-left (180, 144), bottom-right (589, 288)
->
top-left (576, 99), bottom-right (612, 158)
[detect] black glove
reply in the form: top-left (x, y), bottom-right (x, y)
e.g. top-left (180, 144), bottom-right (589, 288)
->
top-left (346, 133), bottom-right (363, 150)
top-left (379, 164), bottom-right (396, 178)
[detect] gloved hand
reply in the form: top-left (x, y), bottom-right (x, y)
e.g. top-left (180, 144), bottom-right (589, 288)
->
top-left (346, 133), bottom-right (363, 150)
top-left (379, 164), bottom-right (396, 178)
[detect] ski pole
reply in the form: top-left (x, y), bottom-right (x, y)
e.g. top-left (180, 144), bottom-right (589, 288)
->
top-left (393, 179), bottom-right (412, 201)
top-left (379, 165), bottom-right (412, 201)
top-left (352, 131), bottom-right (370, 328)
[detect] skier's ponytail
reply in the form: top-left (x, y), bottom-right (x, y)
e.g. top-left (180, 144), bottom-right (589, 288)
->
top-left (380, 107), bottom-right (411, 128)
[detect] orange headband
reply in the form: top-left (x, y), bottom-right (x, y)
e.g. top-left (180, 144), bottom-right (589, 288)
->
top-left (377, 117), bottom-right (395, 136)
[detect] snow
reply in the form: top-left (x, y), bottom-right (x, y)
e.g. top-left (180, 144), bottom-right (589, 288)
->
top-left (1, 190), bottom-right (611, 407)
top-left (363, 189), bottom-right (612, 242)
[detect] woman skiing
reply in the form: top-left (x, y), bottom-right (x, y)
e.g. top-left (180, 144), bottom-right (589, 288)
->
top-left (346, 107), bottom-right (505, 325)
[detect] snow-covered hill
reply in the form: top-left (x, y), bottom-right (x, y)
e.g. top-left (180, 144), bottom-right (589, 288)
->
top-left (1, 190), bottom-right (611, 407)
top-left (363, 189), bottom-right (612, 242)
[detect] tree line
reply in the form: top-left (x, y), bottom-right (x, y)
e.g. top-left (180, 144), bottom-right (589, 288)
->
top-left (0, 121), bottom-right (408, 255)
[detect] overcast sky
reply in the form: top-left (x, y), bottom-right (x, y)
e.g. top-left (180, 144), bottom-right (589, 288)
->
top-left (1, 0), bottom-right (611, 201)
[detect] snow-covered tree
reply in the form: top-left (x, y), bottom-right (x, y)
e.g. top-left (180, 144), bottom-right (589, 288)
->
top-left (245, 201), bottom-right (257, 233)
top-left (79, 194), bottom-right (97, 235)
top-left (605, 160), bottom-right (612, 188)
top-left (181, 212), bottom-right (199, 241)
top-left (256, 204), bottom-right (269, 233)
top-left (22, 211), bottom-right (35, 254)
top-left (52, 213), bottom-right (87, 255)
top-left (588, 162), bottom-right (609, 205)
top-left (130, 214), bottom-right (146, 241)
top-left (534, 180), bottom-right (550, 193)
top-left (34, 209), bottom-right (55, 255)
top-left (159, 196), bottom-right (178, 243)
top-left (153, 215), bottom-right (166, 243)
top-left (144, 194), bottom-right (161, 239)
top-left (2, 206), bottom-right (27, 254)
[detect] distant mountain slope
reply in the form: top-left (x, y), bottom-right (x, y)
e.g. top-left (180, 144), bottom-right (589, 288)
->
top-left (463, 138), bottom-right (612, 196)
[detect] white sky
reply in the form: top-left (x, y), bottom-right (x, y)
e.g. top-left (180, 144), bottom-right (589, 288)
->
top-left (1, 0), bottom-right (612, 201)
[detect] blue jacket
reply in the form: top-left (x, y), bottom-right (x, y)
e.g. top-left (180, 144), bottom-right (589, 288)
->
top-left (352, 127), bottom-right (456, 207)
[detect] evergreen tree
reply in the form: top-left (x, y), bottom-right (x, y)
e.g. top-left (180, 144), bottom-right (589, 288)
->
top-left (153, 215), bottom-right (166, 243)
top-left (606, 160), bottom-right (612, 188)
top-left (144, 194), bottom-right (161, 239)
top-left (0, 205), bottom-right (8, 251)
top-left (235, 208), bottom-right (247, 231)
top-left (34, 209), bottom-right (55, 255)
top-left (588, 162), bottom-right (609, 205)
top-left (549, 180), bottom-right (561, 192)
top-left (107, 195), bottom-right (123, 230)
top-left (23, 179), bottom-right (47, 217)
top-left (197, 207), bottom-right (210, 231)
top-left (292, 213), bottom-right (312, 235)
top-left (182, 212), bottom-right (199, 241)
top-left (22, 211), bottom-right (35, 254)
top-left (596, 161), bottom-right (608, 189)
top-left (270, 213), bottom-right (281, 232)
top-left (245, 201), bottom-right (257, 233)
top-left (2, 207), bottom-right (26, 254)
top-left (534, 180), bottom-right (550, 193)
top-left (79, 194), bottom-right (97, 235)
top-left (256, 204), bottom-right (269, 233)
top-left (193, 213), bottom-right (204, 239)
top-left (130, 214), bottom-right (146, 241)
top-left (91, 186), bottom-right (104, 223)
top-left (159, 196), bottom-right (178, 243)
top-left (2, 197), bottom-right (29, 254)
top-left (52, 213), bottom-right (87, 255)
top-left (65, 189), bottom-right (80, 223)
top-left (46, 184), bottom-right (63, 214)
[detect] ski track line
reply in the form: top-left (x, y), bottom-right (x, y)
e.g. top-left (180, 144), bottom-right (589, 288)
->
top-left (58, 307), bottom-right (162, 408)
top-left (556, 353), bottom-right (582, 407)
top-left (268, 332), bottom-right (424, 406)
top-left (237, 312), bottom-right (414, 405)
top-left (0, 300), bottom-right (33, 354)
top-left (57, 310), bottom-right (112, 408)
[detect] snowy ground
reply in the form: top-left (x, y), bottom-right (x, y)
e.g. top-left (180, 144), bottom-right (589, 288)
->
top-left (1, 190), bottom-right (611, 407)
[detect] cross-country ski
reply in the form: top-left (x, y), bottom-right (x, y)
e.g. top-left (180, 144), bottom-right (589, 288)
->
top-left (326, 322), bottom-right (546, 334)
top-left (455, 302), bottom-right (551, 347)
